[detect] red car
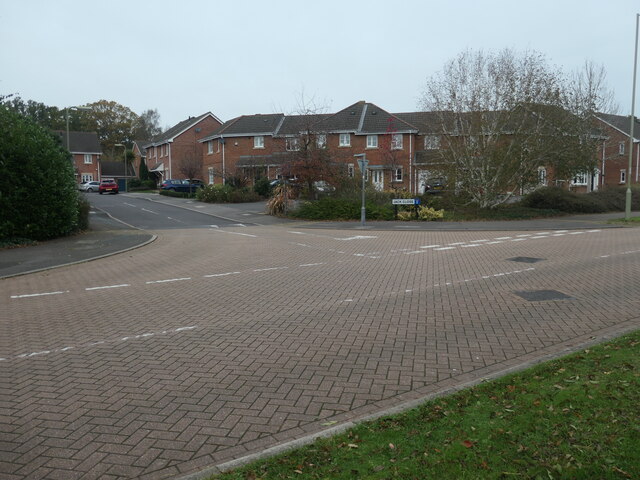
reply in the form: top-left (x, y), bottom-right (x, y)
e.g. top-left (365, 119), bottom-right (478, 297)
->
top-left (99, 179), bottom-right (119, 194)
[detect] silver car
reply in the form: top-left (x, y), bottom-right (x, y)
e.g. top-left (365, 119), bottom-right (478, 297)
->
top-left (79, 181), bottom-right (100, 192)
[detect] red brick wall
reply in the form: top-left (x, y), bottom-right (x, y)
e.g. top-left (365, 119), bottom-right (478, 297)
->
top-left (74, 153), bottom-right (101, 183)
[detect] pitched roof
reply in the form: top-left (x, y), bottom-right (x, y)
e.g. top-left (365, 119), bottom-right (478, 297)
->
top-left (394, 112), bottom-right (444, 134)
top-left (133, 140), bottom-right (147, 156)
top-left (201, 114), bottom-right (285, 140)
top-left (53, 130), bottom-right (102, 153)
top-left (148, 112), bottom-right (221, 146)
top-left (595, 113), bottom-right (640, 141)
top-left (314, 101), bottom-right (418, 134)
top-left (100, 161), bottom-right (136, 177)
top-left (275, 114), bottom-right (331, 136)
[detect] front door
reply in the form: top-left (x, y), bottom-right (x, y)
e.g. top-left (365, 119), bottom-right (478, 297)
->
top-left (372, 170), bottom-right (384, 191)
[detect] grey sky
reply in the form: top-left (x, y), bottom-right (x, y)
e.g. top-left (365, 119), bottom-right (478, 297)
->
top-left (1, 0), bottom-right (638, 129)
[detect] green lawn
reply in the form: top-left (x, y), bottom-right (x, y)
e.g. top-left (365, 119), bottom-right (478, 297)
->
top-left (608, 216), bottom-right (640, 225)
top-left (212, 331), bottom-right (640, 479)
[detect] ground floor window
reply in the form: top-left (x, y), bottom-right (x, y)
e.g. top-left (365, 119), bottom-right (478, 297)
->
top-left (538, 167), bottom-right (547, 186)
top-left (81, 173), bottom-right (93, 182)
top-left (572, 172), bottom-right (587, 186)
top-left (393, 167), bottom-right (403, 182)
top-left (208, 167), bottom-right (214, 185)
top-left (620, 169), bottom-right (627, 184)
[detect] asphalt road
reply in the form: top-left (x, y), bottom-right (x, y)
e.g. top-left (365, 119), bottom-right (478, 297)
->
top-left (1, 208), bottom-right (639, 479)
top-left (87, 192), bottom-right (256, 230)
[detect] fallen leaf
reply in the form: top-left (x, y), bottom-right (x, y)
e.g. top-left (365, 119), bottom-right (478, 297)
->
top-left (462, 440), bottom-right (475, 448)
top-left (294, 470), bottom-right (303, 474)
top-left (389, 443), bottom-right (395, 450)
top-left (507, 385), bottom-right (516, 392)
top-left (348, 443), bottom-right (359, 449)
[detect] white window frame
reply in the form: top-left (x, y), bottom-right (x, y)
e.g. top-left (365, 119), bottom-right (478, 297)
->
top-left (254, 136), bottom-right (265, 149)
top-left (208, 167), bottom-right (214, 184)
top-left (538, 166), bottom-right (547, 186)
top-left (81, 173), bottom-right (93, 182)
top-left (339, 133), bottom-right (351, 147)
top-left (207, 141), bottom-right (213, 154)
top-left (366, 135), bottom-right (378, 148)
top-left (619, 142), bottom-right (625, 155)
top-left (391, 133), bottom-right (403, 150)
top-left (347, 163), bottom-right (355, 178)
top-left (393, 167), bottom-right (403, 182)
top-left (424, 135), bottom-right (440, 150)
top-left (84, 154), bottom-right (92, 164)
top-left (620, 169), bottom-right (627, 184)
top-left (316, 134), bottom-right (327, 148)
top-left (572, 172), bottom-right (588, 186)
top-left (286, 137), bottom-right (300, 151)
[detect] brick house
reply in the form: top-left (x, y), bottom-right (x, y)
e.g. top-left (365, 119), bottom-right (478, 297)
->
top-left (53, 130), bottom-right (102, 184)
top-left (199, 102), bottom-right (419, 191)
top-left (594, 113), bottom-right (640, 189)
top-left (145, 112), bottom-right (222, 182)
top-left (131, 140), bottom-right (147, 179)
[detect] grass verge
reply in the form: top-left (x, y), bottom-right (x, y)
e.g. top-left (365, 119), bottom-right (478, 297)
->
top-left (607, 216), bottom-right (640, 226)
top-left (211, 331), bottom-right (640, 479)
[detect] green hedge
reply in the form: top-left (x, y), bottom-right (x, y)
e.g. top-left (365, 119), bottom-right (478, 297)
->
top-left (197, 184), bottom-right (261, 203)
top-left (522, 187), bottom-right (628, 213)
top-left (292, 197), bottom-right (395, 220)
top-left (0, 107), bottom-right (80, 240)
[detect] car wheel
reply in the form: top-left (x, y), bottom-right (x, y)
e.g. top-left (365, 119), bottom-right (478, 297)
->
top-left (87, 188), bottom-right (93, 192)
top-left (99, 191), bottom-right (103, 195)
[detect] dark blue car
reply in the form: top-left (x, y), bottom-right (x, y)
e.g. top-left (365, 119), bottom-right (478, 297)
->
top-left (160, 179), bottom-right (205, 193)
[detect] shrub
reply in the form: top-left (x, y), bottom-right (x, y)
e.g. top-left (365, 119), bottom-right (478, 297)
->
top-left (160, 189), bottom-right (196, 199)
top-left (77, 195), bottom-right (91, 231)
top-left (521, 187), bottom-right (607, 213)
top-left (292, 197), bottom-right (395, 220)
top-left (128, 178), bottom-right (142, 188)
top-left (0, 107), bottom-right (79, 240)
top-left (418, 206), bottom-right (445, 220)
top-left (253, 177), bottom-right (272, 197)
top-left (197, 184), bottom-right (261, 203)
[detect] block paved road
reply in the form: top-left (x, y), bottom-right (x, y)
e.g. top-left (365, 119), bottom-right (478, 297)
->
top-left (1, 223), bottom-right (639, 479)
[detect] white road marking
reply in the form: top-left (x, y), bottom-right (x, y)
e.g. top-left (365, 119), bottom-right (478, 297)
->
top-left (516, 234), bottom-right (532, 237)
top-left (209, 225), bottom-right (219, 228)
top-left (447, 242), bottom-right (466, 246)
top-left (569, 231), bottom-right (585, 235)
top-left (529, 236), bottom-right (548, 239)
top-left (7, 326), bottom-right (198, 362)
top-left (485, 241), bottom-right (504, 245)
top-left (219, 231), bottom-right (257, 238)
top-left (334, 235), bottom-right (378, 241)
top-left (300, 263), bottom-right (325, 267)
top-left (419, 245), bottom-right (441, 249)
top-left (253, 267), bottom-right (288, 272)
top-left (85, 284), bottom-right (130, 291)
top-left (124, 203), bottom-right (136, 207)
top-left (461, 244), bottom-right (481, 248)
top-left (145, 277), bottom-right (191, 284)
top-left (511, 238), bottom-right (527, 242)
top-left (11, 290), bottom-right (68, 299)
top-left (203, 271), bottom-right (241, 278)
top-left (494, 236), bottom-right (512, 240)
top-left (434, 247), bottom-right (456, 251)
top-left (141, 208), bottom-right (158, 215)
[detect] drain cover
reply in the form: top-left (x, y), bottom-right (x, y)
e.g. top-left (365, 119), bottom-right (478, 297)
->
top-left (514, 290), bottom-right (572, 301)
top-left (507, 257), bottom-right (545, 263)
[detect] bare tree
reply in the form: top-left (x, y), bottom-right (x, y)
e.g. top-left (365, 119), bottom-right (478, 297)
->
top-left (178, 154), bottom-right (202, 181)
top-left (420, 49), bottom-right (609, 208)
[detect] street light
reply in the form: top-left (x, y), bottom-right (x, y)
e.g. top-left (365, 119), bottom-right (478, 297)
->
top-left (65, 105), bottom-right (91, 153)
top-left (354, 153), bottom-right (369, 227)
top-left (625, 13), bottom-right (639, 220)
top-left (115, 143), bottom-right (127, 192)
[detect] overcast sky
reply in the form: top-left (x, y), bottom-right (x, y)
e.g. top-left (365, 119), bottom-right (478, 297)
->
top-left (1, 0), bottom-right (639, 129)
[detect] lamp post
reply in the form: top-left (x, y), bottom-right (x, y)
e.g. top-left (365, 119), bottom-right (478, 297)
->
top-left (354, 153), bottom-right (369, 227)
top-left (65, 105), bottom-right (91, 153)
top-left (115, 143), bottom-right (127, 192)
top-left (626, 13), bottom-right (639, 220)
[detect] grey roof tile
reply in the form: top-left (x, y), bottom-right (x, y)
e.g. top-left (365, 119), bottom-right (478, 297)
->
top-left (52, 130), bottom-right (101, 153)
top-left (595, 113), bottom-right (640, 140)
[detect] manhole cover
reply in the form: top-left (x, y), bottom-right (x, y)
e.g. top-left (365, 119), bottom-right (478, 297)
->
top-left (514, 290), bottom-right (572, 301)
top-left (507, 257), bottom-right (546, 263)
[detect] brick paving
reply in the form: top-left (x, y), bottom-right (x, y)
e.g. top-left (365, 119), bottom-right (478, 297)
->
top-left (1, 225), bottom-right (639, 479)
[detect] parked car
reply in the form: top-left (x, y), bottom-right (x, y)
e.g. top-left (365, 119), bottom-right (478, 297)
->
top-left (79, 181), bottom-right (100, 192)
top-left (99, 179), bottom-right (119, 194)
top-left (423, 177), bottom-right (447, 194)
top-left (160, 179), bottom-right (205, 193)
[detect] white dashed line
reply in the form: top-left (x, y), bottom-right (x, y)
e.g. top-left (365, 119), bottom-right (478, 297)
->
top-left (420, 245), bottom-right (441, 249)
top-left (85, 284), bottom-right (130, 291)
top-left (203, 272), bottom-right (241, 278)
top-left (253, 267), bottom-right (288, 272)
top-left (145, 277), bottom-right (191, 284)
top-left (300, 263), bottom-right (325, 267)
top-left (11, 290), bottom-right (68, 299)
top-left (141, 208), bottom-right (158, 215)
top-left (434, 247), bottom-right (456, 251)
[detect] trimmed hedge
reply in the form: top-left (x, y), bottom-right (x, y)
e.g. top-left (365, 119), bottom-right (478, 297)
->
top-left (0, 107), bottom-right (80, 240)
top-left (197, 184), bottom-right (261, 203)
top-left (521, 186), bottom-right (635, 213)
top-left (292, 197), bottom-right (395, 220)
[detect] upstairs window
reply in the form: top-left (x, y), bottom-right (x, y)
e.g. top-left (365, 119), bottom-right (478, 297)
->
top-left (84, 154), bottom-right (92, 164)
top-left (393, 167), bottom-right (403, 182)
top-left (619, 142), bottom-right (625, 155)
top-left (207, 141), bottom-right (213, 154)
top-left (424, 135), bottom-right (440, 150)
top-left (286, 138), bottom-right (300, 151)
top-left (366, 135), bottom-right (378, 148)
top-left (316, 134), bottom-right (327, 148)
top-left (391, 133), bottom-right (403, 150)
top-left (339, 133), bottom-right (351, 147)
top-left (254, 136), bottom-right (265, 149)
